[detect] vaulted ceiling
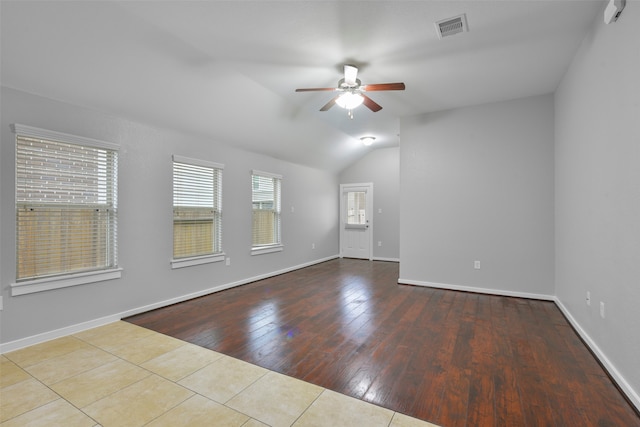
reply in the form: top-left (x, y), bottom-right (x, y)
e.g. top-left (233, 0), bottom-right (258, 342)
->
top-left (1, 1), bottom-right (602, 172)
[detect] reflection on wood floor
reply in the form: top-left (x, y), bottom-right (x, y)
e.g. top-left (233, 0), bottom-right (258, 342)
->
top-left (126, 258), bottom-right (640, 427)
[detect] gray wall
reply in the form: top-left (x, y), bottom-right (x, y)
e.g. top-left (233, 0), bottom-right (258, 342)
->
top-left (0, 87), bottom-right (339, 345)
top-left (339, 147), bottom-right (400, 261)
top-left (555, 3), bottom-right (640, 403)
top-left (399, 95), bottom-right (555, 298)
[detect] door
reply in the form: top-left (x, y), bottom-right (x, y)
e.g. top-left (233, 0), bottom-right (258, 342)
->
top-left (340, 183), bottom-right (373, 260)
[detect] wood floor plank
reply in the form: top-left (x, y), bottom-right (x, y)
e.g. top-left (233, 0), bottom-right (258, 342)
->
top-left (125, 259), bottom-right (640, 427)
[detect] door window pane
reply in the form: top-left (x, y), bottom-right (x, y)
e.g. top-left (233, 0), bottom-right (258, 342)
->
top-left (346, 191), bottom-right (366, 225)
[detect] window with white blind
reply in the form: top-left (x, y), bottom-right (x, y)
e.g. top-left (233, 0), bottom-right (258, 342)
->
top-left (251, 170), bottom-right (283, 255)
top-left (172, 155), bottom-right (224, 269)
top-left (11, 124), bottom-right (121, 296)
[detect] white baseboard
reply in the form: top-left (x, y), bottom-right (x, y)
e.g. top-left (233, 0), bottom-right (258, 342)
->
top-left (397, 278), bottom-right (555, 301)
top-left (554, 298), bottom-right (640, 412)
top-left (0, 255), bottom-right (339, 354)
top-left (5, 261), bottom-right (637, 413)
top-left (372, 257), bottom-right (400, 263)
top-left (396, 277), bottom-right (639, 412)
top-left (0, 314), bottom-right (122, 354)
top-left (118, 255), bottom-right (340, 320)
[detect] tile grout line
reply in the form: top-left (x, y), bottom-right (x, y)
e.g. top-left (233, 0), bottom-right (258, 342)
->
top-left (122, 325), bottom-right (399, 426)
top-left (11, 329), bottom-right (264, 425)
top-left (74, 327), bottom-right (269, 425)
top-left (4, 322), bottom-right (440, 427)
top-left (4, 328), bottom-right (166, 425)
top-left (138, 392), bottom-right (195, 427)
top-left (70, 330), bottom-right (205, 426)
top-left (289, 388), bottom-right (327, 426)
top-left (1, 366), bottom-right (103, 426)
top-left (74, 325), bottom-right (276, 425)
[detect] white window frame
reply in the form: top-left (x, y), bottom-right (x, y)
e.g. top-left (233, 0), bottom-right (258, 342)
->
top-left (10, 124), bottom-right (121, 296)
top-left (251, 169), bottom-right (283, 255)
top-left (171, 155), bottom-right (225, 269)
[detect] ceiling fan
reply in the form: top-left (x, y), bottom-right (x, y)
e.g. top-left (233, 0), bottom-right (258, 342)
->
top-left (295, 65), bottom-right (405, 118)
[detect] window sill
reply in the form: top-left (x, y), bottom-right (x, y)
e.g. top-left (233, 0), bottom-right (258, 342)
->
top-left (171, 253), bottom-right (225, 269)
top-left (11, 268), bottom-right (123, 296)
top-left (251, 244), bottom-right (284, 256)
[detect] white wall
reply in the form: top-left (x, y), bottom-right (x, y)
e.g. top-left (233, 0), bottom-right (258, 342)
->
top-left (339, 147), bottom-right (400, 261)
top-left (0, 87), bottom-right (339, 347)
top-left (399, 94), bottom-right (555, 298)
top-left (555, 2), bottom-right (640, 406)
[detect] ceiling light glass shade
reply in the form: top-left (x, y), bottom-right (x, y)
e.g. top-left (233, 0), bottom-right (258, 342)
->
top-left (335, 92), bottom-right (364, 110)
top-left (360, 136), bottom-right (375, 146)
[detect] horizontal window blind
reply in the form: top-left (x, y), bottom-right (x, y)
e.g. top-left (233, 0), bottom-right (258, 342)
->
top-left (173, 158), bottom-right (222, 259)
top-left (16, 135), bottom-right (118, 280)
top-left (251, 172), bottom-right (281, 247)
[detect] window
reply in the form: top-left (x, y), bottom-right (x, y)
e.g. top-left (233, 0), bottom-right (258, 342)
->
top-left (346, 191), bottom-right (367, 225)
top-left (251, 170), bottom-right (282, 255)
top-left (172, 155), bottom-right (224, 268)
top-left (12, 124), bottom-right (120, 296)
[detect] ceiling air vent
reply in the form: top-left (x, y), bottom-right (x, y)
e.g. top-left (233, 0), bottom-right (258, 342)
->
top-left (435, 14), bottom-right (468, 39)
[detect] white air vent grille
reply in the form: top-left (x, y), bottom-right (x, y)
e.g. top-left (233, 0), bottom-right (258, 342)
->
top-left (435, 14), bottom-right (468, 39)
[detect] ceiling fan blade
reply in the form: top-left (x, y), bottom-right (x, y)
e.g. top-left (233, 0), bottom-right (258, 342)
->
top-left (295, 87), bottom-right (337, 92)
top-left (320, 95), bottom-right (339, 111)
top-left (344, 65), bottom-right (358, 86)
top-left (361, 82), bottom-right (406, 92)
top-left (361, 94), bottom-right (383, 112)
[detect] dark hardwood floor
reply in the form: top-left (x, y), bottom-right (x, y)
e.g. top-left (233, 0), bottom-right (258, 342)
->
top-left (125, 259), bottom-right (640, 427)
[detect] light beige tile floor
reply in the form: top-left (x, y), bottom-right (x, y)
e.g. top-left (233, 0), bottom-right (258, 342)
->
top-left (0, 321), bottom-right (440, 427)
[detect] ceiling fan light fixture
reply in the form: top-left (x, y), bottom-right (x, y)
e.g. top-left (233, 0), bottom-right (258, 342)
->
top-left (335, 92), bottom-right (364, 110)
top-left (295, 65), bottom-right (404, 115)
top-left (360, 136), bottom-right (376, 146)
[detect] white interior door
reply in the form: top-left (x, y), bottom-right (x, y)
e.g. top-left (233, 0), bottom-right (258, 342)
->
top-left (340, 183), bottom-right (373, 260)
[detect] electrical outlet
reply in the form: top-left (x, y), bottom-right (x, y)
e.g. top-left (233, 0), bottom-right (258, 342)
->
top-left (291, 206), bottom-right (295, 213)
top-left (312, 243), bottom-right (315, 249)
top-left (474, 261), bottom-right (481, 269)
top-left (0, 296), bottom-right (3, 311)
top-left (600, 301), bottom-right (605, 318)
top-left (586, 291), bottom-right (591, 306)
top-left (378, 241), bottom-right (382, 247)
top-left (225, 257), bottom-right (231, 266)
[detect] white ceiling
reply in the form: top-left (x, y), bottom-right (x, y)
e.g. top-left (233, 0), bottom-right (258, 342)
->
top-left (1, 1), bottom-right (603, 173)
